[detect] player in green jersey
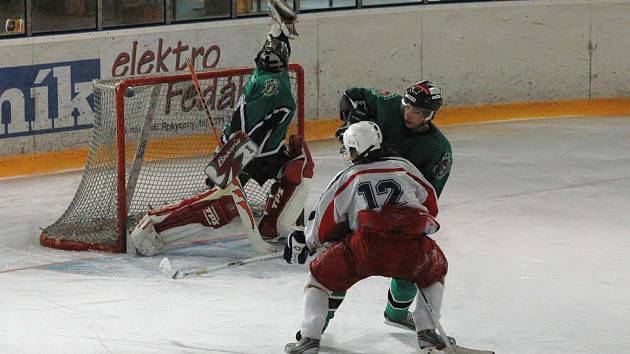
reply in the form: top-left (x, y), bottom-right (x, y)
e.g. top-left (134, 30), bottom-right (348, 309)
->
top-left (338, 81), bottom-right (452, 196)
top-left (217, 17), bottom-right (314, 242)
top-left (325, 81), bottom-right (453, 333)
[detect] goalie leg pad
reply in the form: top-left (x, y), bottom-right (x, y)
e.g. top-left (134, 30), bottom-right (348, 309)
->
top-left (258, 171), bottom-right (310, 240)
top-left (153, 194), bottom-right (238, 232)
top-left (130, 214), bottom-right (163, 256)
top-left (131, 189), bottom-right (239, 256)
top-left (259, 138), bottom-right (314, 240)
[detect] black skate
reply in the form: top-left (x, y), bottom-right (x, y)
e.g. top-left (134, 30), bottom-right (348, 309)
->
top-left (383, 310), bottom-right (415, 331)
top-left (284, 336), bottom-right (320, 354)
top-left (417, 329), bottom-right (456, 351)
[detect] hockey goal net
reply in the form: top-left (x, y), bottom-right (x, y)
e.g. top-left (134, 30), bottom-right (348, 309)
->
top-left (40, 64), bottom-right (305, 253)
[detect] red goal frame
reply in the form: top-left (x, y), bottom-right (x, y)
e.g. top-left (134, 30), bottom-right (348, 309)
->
top-left (40, 64), bottom-right (305, 253)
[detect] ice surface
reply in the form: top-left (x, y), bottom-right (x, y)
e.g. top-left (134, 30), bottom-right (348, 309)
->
top-left (1, 117), bottom-right (630, 353)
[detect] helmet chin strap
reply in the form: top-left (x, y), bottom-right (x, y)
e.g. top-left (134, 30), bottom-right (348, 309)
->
top-left (410, 111), bottom-right (434, 133)
top-left (352, 145), bottom-right (375, 165)
top-left (412, 124), bottom-right (431, 133)
top-left (342, 145), bottom-right (375, 165)
top-left (358, 145), bottom-right (375, 159)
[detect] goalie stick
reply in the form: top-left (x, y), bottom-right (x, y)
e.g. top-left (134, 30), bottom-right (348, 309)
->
top-left (159, 251), bottom-right (283, 279)
top-left (185, 57), bottom-right (222, 146)
top-left (418, 287), bottom-right (495, 354)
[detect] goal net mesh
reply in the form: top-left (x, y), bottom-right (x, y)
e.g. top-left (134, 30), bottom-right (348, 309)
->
top-left (40, 66), bottom-right (303, 252)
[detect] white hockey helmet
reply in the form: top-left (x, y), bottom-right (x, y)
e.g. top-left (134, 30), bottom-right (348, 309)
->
top-left (341, 121), bottom-right (383, 165)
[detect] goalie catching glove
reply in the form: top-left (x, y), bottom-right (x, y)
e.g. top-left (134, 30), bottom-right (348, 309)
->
top-left (267, 0), bottom-right (298, 38)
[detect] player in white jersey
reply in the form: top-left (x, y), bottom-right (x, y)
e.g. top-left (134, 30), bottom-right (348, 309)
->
top-left (283, 121), bottom-right (453, 354)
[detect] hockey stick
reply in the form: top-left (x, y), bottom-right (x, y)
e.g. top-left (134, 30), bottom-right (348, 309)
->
top-left (185, 57), bottom-right (223, 147)
top-left (418, 287), bottom-right (456, 353)
top-left (418, 288), bottom-right (495, 354)
top-left (159, 251), bottom-right (283, 279)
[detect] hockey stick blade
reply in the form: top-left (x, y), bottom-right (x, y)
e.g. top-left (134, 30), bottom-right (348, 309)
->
top-left (450, 346), bottom-right (494, 354)
top-left (159, 257), bottom-right (176, 278)
top-left (162, 251), bottom-right (283, 280)
top-left (159, 257), bottom-right (200, 279)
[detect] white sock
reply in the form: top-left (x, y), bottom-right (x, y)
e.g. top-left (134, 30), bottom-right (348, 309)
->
top-left (300, 276), bottom-right (330, 340)
top-left (412, 282), bottom-right (445, 332)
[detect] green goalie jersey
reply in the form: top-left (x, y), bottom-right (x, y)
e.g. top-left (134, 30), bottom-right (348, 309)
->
top-left (222, 67), bottom-right (296, 157)
top-left (345, 87), bottom-right (453, 197)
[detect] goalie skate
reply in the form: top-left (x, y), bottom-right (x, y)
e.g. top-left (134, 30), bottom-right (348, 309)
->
top-left (267, 0), bottom-right (298, 38)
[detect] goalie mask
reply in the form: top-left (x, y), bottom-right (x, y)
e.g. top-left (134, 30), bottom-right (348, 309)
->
top-left (402, 81), bottom-right (443, 124)
top-left (255, 35), bottom-right (291, 72)
top-left (341, 121), bottom-right (383, 165)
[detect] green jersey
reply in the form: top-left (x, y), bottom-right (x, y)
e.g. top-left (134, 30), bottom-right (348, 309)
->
top-left (222, 67), bottom-right (296, 157)
top-left (345, 87), bottom-right (453, 196)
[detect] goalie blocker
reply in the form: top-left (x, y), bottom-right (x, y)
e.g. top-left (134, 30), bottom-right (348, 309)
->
top-left (131, 132), bottom-right (313, 256)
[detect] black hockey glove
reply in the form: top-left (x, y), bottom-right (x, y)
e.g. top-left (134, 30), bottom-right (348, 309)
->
top-left (284, 230), bottom-right (311, 264)
top-left (339, 92), bottom-right (370, 124)
top-left (334, 122), bottom-right (349, 142)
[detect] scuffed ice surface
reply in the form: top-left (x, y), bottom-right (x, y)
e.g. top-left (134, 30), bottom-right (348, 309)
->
top-left (1, 117), bottom-right (630, 353)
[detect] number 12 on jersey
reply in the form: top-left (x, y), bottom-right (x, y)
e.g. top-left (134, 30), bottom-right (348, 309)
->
top-left (356, 179), bottom-right (403, 209)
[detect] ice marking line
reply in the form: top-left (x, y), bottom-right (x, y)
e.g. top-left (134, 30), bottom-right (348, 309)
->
top-left (94, 331), bottom-right (112, 354)
top-left (166, 232), bottom-right (248, 249)
top-left (1, 233), bottom-right (250, 274)
top-left (0, 256), bottom-right (99, 274)
top-left (170, 340), bottom-right (256, 353)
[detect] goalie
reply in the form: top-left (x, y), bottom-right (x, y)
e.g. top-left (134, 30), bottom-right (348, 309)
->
top-left (131, 0), bottom-right (313, 256)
